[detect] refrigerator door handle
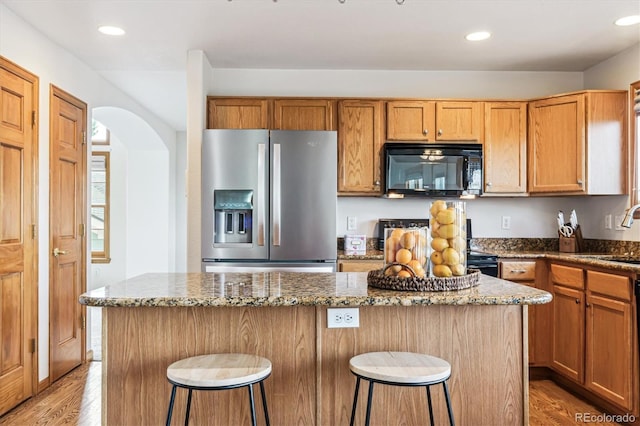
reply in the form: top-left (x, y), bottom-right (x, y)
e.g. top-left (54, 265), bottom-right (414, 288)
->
top-left (257, 143), bottom-right (266, 246)
top-left (273, 143), bottom-right (281, 246)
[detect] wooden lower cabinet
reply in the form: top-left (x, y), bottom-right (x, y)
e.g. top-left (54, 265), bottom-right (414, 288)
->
top-left (551, 283), bottom-right (585, 382)
top-left (338, 259), bottom-right (383, 272)
top-left (585, 271), bottom-right (634, 411)
top-left (549, 263), bottom-right (638, 416)
top-left (103, 304), bottom-right (528, 425)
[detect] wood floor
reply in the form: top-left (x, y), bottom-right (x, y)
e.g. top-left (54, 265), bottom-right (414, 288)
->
top-left (0, 363), bottom-right (620, 425)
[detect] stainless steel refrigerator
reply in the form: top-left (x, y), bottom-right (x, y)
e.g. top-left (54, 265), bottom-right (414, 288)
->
top-left (201, 129), bottom-right (337, 272)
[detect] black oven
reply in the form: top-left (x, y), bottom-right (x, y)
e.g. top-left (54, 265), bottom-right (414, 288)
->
top-left (377, 218), bottom-right (498, 277)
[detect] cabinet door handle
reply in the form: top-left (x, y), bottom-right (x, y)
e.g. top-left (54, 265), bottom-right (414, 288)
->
top-left (577, 179), bottom-right (583, 186)
top-left (437, 129), bottom-right (443, 136)
top-left (585, 302), bottom-right (590, 308)
top-left (423, 129), bottom-right (429, 135)
top-left (486, 182), bottom-right (492, 187)
top-left (575, 298), bottom-right (580, 304)
top-left (509, 269), bottom-right (526, 274)
top-left (374, 180), bottom-right (380, 186)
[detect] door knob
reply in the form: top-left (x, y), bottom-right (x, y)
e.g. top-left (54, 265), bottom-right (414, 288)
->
top-left (53, 248), bottom-right (68, 257)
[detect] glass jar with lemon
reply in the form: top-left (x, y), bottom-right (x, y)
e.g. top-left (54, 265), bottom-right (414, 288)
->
top-left (383, 227), bottom-right (429, 278)
top-left (429, 200), bottom-right (467, 277)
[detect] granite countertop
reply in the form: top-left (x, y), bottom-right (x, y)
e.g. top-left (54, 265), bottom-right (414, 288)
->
top-left (338, 249), bottom-right (640, 273)
top-left (79, 272), bottom-right (551, 308)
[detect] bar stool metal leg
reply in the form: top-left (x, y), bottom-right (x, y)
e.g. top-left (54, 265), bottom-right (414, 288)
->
top-left (248, 384), bottom-right (257, 426)
top-left (443, 380), bottom-right (455, 426)
top-left (259, 381), bottom-right (270, 426)
top-left (166, 385), bottom-right (177, 426)
top-left (426, 385), bottom-right (435, 426)
top-left (184, 389), bottom-right (193, 426)
top-left (364, 381), bottom-right (375, 426)
top-left (349, 377), bottom-right (361, 426)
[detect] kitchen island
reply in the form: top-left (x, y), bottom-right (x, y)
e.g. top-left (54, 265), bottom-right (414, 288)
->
top-left (80, 272), bottom-right (551, 425)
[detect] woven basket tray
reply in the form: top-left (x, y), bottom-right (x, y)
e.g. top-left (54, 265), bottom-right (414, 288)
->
top-left (367, 267), bottom-right (481, 292)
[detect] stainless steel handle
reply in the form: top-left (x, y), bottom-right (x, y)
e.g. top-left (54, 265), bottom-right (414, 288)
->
top-left (509, 269), bottom-right (527, 274)
top-left (273, 143), bottom-right (281, 246)
top-left (437, 129), bottom-right (443, 136)
top-left (257, 143), bottom-right (266, 246)
top-left (53, 248), bottom-right (68, 257)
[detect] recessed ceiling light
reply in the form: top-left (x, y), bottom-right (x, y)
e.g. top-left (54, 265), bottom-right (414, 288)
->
top-left (465, 31), bottom-right (491, 41)
top-left (98, 25), bottom-right (125, 36)
top-left (615, 15), bottom-right (640, 26)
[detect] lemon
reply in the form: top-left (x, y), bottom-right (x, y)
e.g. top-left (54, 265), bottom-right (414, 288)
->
top-left (436, 209), bottom-right (456, 225)
top-left (431, 237), bottom-right (449, 252)
top-left (442, 247), bottom-right (460, 266)
top-left (448, 236), bottom-right (466, 251)
top-left (429, 200), bottom-right (447, 217)
top-left (430, 251), bottom-right (444, 265)
top-left (395, 248), bottom-right (412, 264)
top-left (451, 264), bottom-right (466, 276)
top-left (397, 269), bottom-right (412, 278)
top-left (432, 264), bottom-right (452, 278)
top-left (401, 232), bottom-right (416, 249)
top-left (438, 224), bottom-right (460, 239)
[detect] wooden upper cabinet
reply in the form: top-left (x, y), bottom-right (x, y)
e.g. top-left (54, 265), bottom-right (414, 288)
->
top-left (337, 100), bottom-right (384, 194)
top-left (273, 99), bottom-right (335, 130)
top-left (387, 101), bottom-right (483, 142)
top-left (435, 101), bottom-right (484, 142)
top-left (207, 98), bottom-right (269, 129)
top-left (528, 91), bottom-right (626, 194)
top-left (386, 101), bottom-right (435, 141)
top-left (483, 102), bottom-right (527, 194)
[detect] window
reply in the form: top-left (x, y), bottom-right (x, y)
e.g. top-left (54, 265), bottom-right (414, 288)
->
top-left (91, 119), bottom-right (111, 263)
top-left (631, 80), bottom-right (640, 215)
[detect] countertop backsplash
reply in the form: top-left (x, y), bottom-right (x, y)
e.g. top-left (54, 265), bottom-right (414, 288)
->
top-left (338, 237), bottom-right (640, 257)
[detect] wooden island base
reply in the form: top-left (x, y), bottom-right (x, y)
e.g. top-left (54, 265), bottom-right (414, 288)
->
top-left (104, 304), bottom-right (527, 425)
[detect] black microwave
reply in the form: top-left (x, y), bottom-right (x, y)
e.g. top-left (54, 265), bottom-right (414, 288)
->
top-left (383, 143), bottom-right (483, 197)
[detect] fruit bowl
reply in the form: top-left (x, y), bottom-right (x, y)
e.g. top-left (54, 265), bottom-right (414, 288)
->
top-left (367, 268), bottom-right (480, 292)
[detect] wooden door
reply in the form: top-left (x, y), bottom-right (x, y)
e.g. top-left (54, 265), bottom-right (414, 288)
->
top-left (585, 293), bottom-right (633, 410)
top-left (273, 99), bottom-right (335, 130)
top-left (337, 100), bottom-right (383, 193)
top-left (551, 284), bottom-right (585, 383)
top-left (386, 101), bottom-right (435, 141)
top-left (484, 102), bottom-right (527, 194)
top-left (207, 98), bottom-right (269, 129)
top-left (435, 101), bottom-right (483, 142)
top-left (0, 57), bottom-right (38, 415)
top-left (49, 86), bottom-right (87, 382)
top-left (528, 94), bottom-right (585, 193)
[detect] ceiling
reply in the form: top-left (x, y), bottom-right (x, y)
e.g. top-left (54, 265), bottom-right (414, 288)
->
top-left (2, 0), bottom-right (639, 132)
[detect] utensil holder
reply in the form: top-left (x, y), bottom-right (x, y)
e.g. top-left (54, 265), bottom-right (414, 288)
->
top-left (558, 225), bottom-right (584, 253)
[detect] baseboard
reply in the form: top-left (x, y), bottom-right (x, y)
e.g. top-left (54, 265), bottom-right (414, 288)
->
top-left (87, 349), bottom-right (94, 362)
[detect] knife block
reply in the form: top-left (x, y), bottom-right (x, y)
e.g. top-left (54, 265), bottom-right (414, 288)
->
top-left (558, 225), bottom-right (584, 253)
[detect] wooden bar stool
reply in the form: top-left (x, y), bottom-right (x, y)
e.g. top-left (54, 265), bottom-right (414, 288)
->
top-left (165, 353), bottom-right (271, 426)
top-left (348, 351), bottom-right (454, 426)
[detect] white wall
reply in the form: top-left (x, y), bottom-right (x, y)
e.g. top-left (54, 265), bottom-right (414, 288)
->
top-left (0, 4), bottom-right (179, 381)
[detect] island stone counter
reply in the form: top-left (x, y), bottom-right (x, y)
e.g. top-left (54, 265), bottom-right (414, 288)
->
top-left (80, 272), bottom-right (551, 426)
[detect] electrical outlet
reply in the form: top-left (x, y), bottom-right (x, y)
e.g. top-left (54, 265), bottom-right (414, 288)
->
top-left (347, 216), bottom-right (357, 231)
top-left (604, 214), bottom-right (612, 230)
top-left (501, 216), bottom-right (511, 230)
top-left (327, 308), bottom-right (360, 328)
